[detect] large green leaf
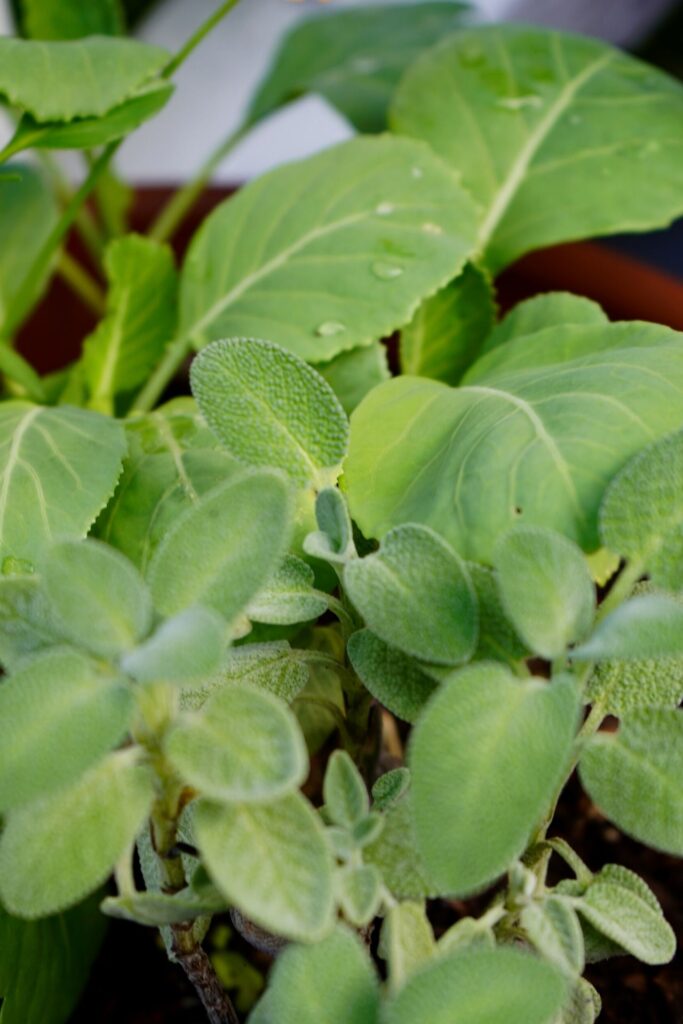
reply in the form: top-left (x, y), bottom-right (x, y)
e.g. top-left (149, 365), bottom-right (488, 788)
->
top-left (82, 234), bottom-right (177, 414)
top-left (345, 325), bottom-right (683, 562)
top-left (191, 338), bottom-right (348, 489)
top-left (482, 293), bottom-right (607, 355)
top-left (247, 1), bottom-right (471, 133)
top-left (195, 793), bottom-right (334, 941)
top-left (392, 25), bottom-right (683, 271)
top-left (0, 648), bottom-right (132, 811)
top-left (166, 683), bottom-right (307, 802)
top-left (179, 136), bottom-right (479, 362)
top-left (0, 164), bottom-right (58, 335)
top-left (0, 896), bottom-right (106, 1024)
top-left (0, 402), bottom-right (127, 565)
top-left (22, 0), bottom-right (124, 38)
top-left (410, 666), bottom-right (579, 894)
top-left (579, 707), bottom-right (683, 855)
top-left (247, 926), bottom-right (379, 1024)
top-left (343, 524), bottom-right (477, 665)
top-left (148, 469), bottom-right (291, 621)
top-left (0, 36), bottom-right (168, 122)
top-left (317, 341), bottom-right (390, 416)
top-left (384, 947), bottom-right (565, 1024)
top-left (0, 749), bottom-right (154, 917)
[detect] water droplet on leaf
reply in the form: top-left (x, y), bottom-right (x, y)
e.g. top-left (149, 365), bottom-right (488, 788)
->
top-left (372, 261), bottom-right (404, 280)
top-left (497, 95), bottom-right (543, 111)
top-left (411, 166), bottom-right (423, 179)
top-left (422, 222), bottom-right (443, 236)
top-left (315, 321), bottom-right (347, 337)
top-left (375, 202), bottom-right (395, 216)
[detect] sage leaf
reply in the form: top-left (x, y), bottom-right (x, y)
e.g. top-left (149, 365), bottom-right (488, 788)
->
top-left (494, 526), bottom-right (595, 659)
top-left (600, 427), bottom-right (683, 589)
top-left (82, 234), bottom-right (177, 413)
top-left (379, 901), bottom-right (435, 994)
top-left (0, 749), bottom-right (154, 917)
top-left (121, 606), bottom-right (226, 685)
top-left (179, 136), bottom-right (479, 361)
top-left (102, 885), bottom-right (227, 927)
top-left (191, 338), bottom-right (348, 488)
top-left (467, 562), bottom-right (528, 665)
top-left (0, 574), bottom-right (63, 670)
top-left (400, 264), bottom-right (495, 385)
top-left (247, 926), bottom-right (379, 1024)
top-left (165, 684), bottom-right (307, 802)
top-left (0, 648), bottom-right (132, 811)
top-left (482, 293), bottom-right (607, 354)
top-left (347, 629), bottom-right (438, 723)
top-left (372, 768), bottom-right (410, 810)
top-left (520, 896), bottom-right (585, 976)
top-left (304, 486), bottom-right (356, 567)
top-left (22, 0), bottom-right (124, 39)
top-left (573, 595), bottom-right (683, 661)
top-left (410, 666), bottom-right (580, 895)
top-left (44, 539), bottom-right (152, 658)
top-left (195, 793), bottom-right (335, 941)
top-left (337, 864), bottom-right (382, 927)
top-left (0, 402), bottom-right (126, 565)
top-left (579, 707), bottom-right (683, 855)
top-left (558, 979), bottom-right (602, 1024)
top-left (343, 524), bottom-right (478, 665)
top-left (384, 947), bottom-right (566, 1024)
top-left (247, 1), bottom-right (471, 132)
top-left (183, 641), bottom-right (312, 710)
top-left (586, 655), bottom-right (683, 715)
top-left (0, 36), bottom-right (168, 122)
top-left (437, 916), bottom-right (496, 955)
top-left (148, 469), bottom-right (291, 621)
top-left (364, 789), bottom-right (437, 901)
top-left (317, 341), bottom-right (390, 415)
top-left (392, 25), bottom-right (683, 271)
top-left (323, 750), bottom-right (369, 829)
top-left (247, 556), bottom-right (327, 625)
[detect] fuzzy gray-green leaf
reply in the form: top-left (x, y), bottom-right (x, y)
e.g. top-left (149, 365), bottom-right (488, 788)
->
top-left (380, 901), bottom-right (435, 994)
top-left (248, 555), bottom-right (327, 625)
top-left (121, 606), bottom-right (226, 685)
top-left (521, 896), bottom-right (585, 976)
top-left (323, 750), bottom-right (369, 829)
top-left (573, 595), bottom-right (683, 661)
top-left (347, 629), bottom-right (438, 723)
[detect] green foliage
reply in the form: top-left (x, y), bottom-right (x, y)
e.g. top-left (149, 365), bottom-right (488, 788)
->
top-left (323, 750), bottom-right (369, 829)
top-left (121, 606), bottom-right (225, 685)
top-left (379, 901), bottom-right (435, 993)
top-left (467, 562), bottom-right (528, 664)
top-left (0, 573), bottom-right (63, 669)
top-left (337, 864), bottom-right (382, 927)
top-left (191, 641), bottom-right (312, 705)
top-left (304, 487), bottom-right (356, 566)
top-left (21, 0), bottom-right (124, 39)
top-left (482, 293), bottom-right (607, 354)
top-left (347, 629), bottom-right (437, 723)
top-left (317, 342), bottom-right (390, 415)
top-left (247, 556), bottom-right (328, 625)
top-left (573, 594), bottom-right (683, 660)
top-left (520, 896), bottom-right (585, 977)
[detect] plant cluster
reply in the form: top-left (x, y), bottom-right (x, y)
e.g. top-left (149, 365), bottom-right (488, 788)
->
top-left (0, 2), bottom-right (682, 1023)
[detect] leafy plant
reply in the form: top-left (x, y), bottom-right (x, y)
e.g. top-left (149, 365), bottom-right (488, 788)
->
top-left (0, 2), bottom-right (682, 1023)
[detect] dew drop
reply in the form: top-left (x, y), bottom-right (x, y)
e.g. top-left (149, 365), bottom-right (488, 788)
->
top-left (422, 222), bottom-right (443, 236)
top-left (497, 95), bottom-right (543, 112)
top-left (372, 261), bottom-right (404, 280)
top-left (411, 166), bottom-right (424, 179)
top-left (375, 201), bottom-right (395, 216)
top-left (315, 321), bottom-right (347, 337)
top-left (568, 113), bottom-right (582, 125)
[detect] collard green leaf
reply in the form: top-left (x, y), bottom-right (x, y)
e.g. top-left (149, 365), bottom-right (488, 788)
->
top-left (379, 901), bottom-right (435, 994)
top-left (82, 234), bottom-right (177, 413)
top-left (571, 864), bottom-right (675, 965)
top-left (600, 427), bottom-right (683, 590)
top-left (494, 526), bottom-right (595, 659)
top-left (304, 487), bottom-right (355, 566)
top-left (392, 25), bottom-right (683, 271)
top-left (247, 555), bottom-right (327, 625)
top-left (22, 0), bottom-right (124, 39)
top-left (148, 469), bottom-right (291, 621)
top-left (364, 790), bottom-right (437, 901)
top-left (411, 666), bottom-right (579, 895)
top-left (573, 595), bottom-right (683, 661)
top-left (180, 136), bottom-right (479, 362)
top-left (317, 341), bottom-right (390, 415)
top-left (191, 338), bottom-right (348, 489)
top-left (384, 947), bottom-right (565, 1024)
top-left (0, 36), bottom-right (168, 123)
top-left (166, 683), bottom-right (307, 802)
top-left (467, 562), bottom-right (528, 664)
top-left (400, 264), bottom-right (495, 385)
top-left (0, 896), bottom-right (105, 1024)
top-left (0, 403), bottom-right (127, 565)
top-left (482, 293), bottom-right (607, 354)
top-left (323, 750), bottom-right (369, 829)
top-left (346, 327), bottom-right (683, 562)
top-left (0, 647), bottom-right (132, 811)
top-left (0, 164), bottom-right (58, 335)
top-left (44, 539), bottom-right (152, 658)
top-left (195, 793), bottom-right (334, 941)
top-left (0, 574), bottom-right (63, 670)
top-left (347, 629), bottom-right (437, 723)
top-left (0, 749), bottom-right (154, 917)
top-left (247, 926), bottom-right (379, 1024)
top-left (520, 896), bottom-right (585, 976)
top-left (337, 864), bottom-right (382, 927)
top-left (344, 524), bottom-right (477, 666)
top-left (121, 606), bottom-right (226, 685)
top-left (579, 707), bottom-right (683, 855)
top-left (247, 1), bottom-right (471, 132)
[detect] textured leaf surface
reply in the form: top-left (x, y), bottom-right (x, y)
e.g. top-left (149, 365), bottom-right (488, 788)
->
top-left (184, 641), bottom-right (311, 709)
top-left (380, 901), bottom-right (435, 993)
top-left (467, 562), bottom-right (528, 664)
top-left (0, 648), bottom-right (132, 810)
top-left (122, 606), bottom-right (226, 685)
top-left (102, 884), bottom-right (226, 926)
top-left (400, 264), bottom-right (495, 385)
top-left (247, 926), bottom-right (379, 1024)
top-left (317, 341), bottom-right (390, 415)
top-left (600, 427), bottom-right (683, 589)
top-left (0, 402), bottom-right (126, 565)
top-left (344, 524), bottom-right (477, 665)
top-left (323, 750), bottom-right (369, 828)
top-left (337, 864), bottom-right (382, 926)
top-left (347, 629), bottom-right (437, 723)
top-left (248, 1), bottom-right (470, 132)
top-left (192, 338), bottom-right (348, 488)
top-left (247, 556), bottom-right (327, 625)
top-left (346, 325), bottom-right (683, 562)
top-left (304, 487), bottom-right (355, 565)
top-left (0, 750), bottom-right (154, 917)
top-left (166, 683), bottom-right (307, 801)
top-left (22, 0), bottom-right (124, 38)
top-left (82, 234), bottom-right (177, 413)
top-left (179, 136), bottom-right (479, 362)
top-left (579, 707), bottom-right (683, 855)
top-left (364, 790), bottom-right (437, 901)
top-left (411, 666), bottom-right (579, 894)
top-left (148, 469), bottom-right (291, 620)
top-left (573, 595), bottom-right (683, 661)
top-left (195, 793), bottom-right (334, 941)
top-left (495, 526), bottom-right (594, 658)
top-left (384, 947), bottom-right (565, 1024)
top-left (483, 293), bottom-right (607, 354)
top-left (0, 36), bottom-right (168, 122)
top-left (521, 896), bottom-right (585, 976)
top-left (0, 574), bottom-right (63, 670)
top-left (392, 25), bottom-right (683, 270)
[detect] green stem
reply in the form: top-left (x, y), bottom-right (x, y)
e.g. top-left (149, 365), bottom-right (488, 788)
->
top-left (57, 251), bottom-right (106, 315)
top-left (131, 333), bottom-right (191, 412)
top-left (161, 0), bottom-right (243, 80)
top-left (37, 150), bottom-right (106, 265)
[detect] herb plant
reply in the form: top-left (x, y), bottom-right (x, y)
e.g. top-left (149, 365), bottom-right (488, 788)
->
top-left (0, 2), bottom-right (682, 1023)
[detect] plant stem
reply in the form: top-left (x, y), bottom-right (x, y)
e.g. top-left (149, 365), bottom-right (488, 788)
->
top-left (37, 150), bottom-right (106, 265)
top-left (57, 251), bottom-right (106, 315)
top-left (131, 333), bottom-right (191, 412)
top-left (171, 933), bottom-right (240, 1024)
top-left (161, 0), bottom-right (243, 80)
top-left (149, 122), bottom-right (249, 243)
